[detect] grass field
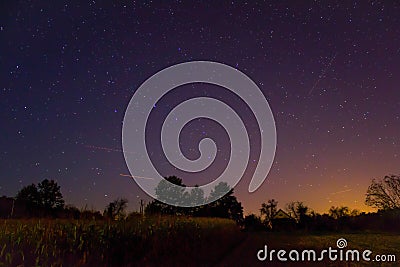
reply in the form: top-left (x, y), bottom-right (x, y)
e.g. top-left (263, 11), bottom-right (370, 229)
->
top-left (219, 231), bottom-right (400, 267)
top-left (0, 217), bottom-right (244, 266)
top-left (0, 217), bottom-right (398, 266)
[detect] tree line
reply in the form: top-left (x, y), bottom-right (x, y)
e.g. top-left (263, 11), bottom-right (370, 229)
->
top-left (244, 174), bottom-right (400, 232)
top-left (144, 176), bottom-right (243, 222)
top-left (243, 198), bottom-right (400, 233)
top-left (1, 174), bottom-right (399, 232)
top-left (2, 176), bottom-right (244, 222)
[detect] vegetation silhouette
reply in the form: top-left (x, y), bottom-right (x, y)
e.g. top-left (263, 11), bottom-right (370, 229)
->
top-left (365, 174), bottom-right (400, 210)
top-left (285, 201), bottom-right (311, 229)
top-left (104, 198), bottom-right (128, 220)
top-left (145, 176), bottom-right (244, 223)
top-left (15, 179), bottom-right (64, 216)
top-left (260, 199), bottom-right (278, 229)
top-left (241, 175), bottom-right (400, 232)
top-left (0, 174), bottom-right (398, 233)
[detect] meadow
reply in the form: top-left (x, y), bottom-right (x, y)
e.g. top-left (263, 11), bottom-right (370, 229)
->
top-left (0, 217), bottom-right (398, 266)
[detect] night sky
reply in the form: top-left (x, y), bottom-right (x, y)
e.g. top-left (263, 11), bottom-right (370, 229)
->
top-left (1, 1), bottom-right (399, 214)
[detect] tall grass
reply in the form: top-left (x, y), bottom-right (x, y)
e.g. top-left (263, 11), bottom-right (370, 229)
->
top-left (0, 217), bottom-right (244, 266)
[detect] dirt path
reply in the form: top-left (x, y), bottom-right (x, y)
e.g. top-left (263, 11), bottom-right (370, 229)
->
top-left (216, 232), bottom-right (296, 267)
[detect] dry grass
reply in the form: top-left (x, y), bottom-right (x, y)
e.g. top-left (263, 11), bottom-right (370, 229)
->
top-left (1, 218), bottom-right (398, 266)
top-left (0, 217), bottom-right (244, 266)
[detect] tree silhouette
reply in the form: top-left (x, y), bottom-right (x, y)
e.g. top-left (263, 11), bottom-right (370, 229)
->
top-left (16, 183), bottom-right (40, 215)
top-left (16, 179), bottom-right (64, 216)
top-left (189, 185), bottom-right (205, 205)
top-left (146, 176), bottom-right (188, 215)
top-left (365, 175), bottom-right (400, 210)
top-left (350, 209), bottom-right (360, 216)
top-left (145, 178), bottom-right (243, 222)
top-left (329, 206), bottom-right (350, 219)
top-left (38, 179), bottom-right (64, 210)
top-left (155, 176), bottom-right (187, 206)
top-left (285, 201), bottom-right (309, 223)
top-left (104, 198), bottom-right (128, 220)
top-left (208, 182), bottom-right (231, 203)
top-left (260, 199), bottom-right (278, 228)
top-left (207, 182), bottom-right (243, 223)
top-left (260, 199), bottom-right (278, 219)
top-left (187, 185), bottom-right (205, 215)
